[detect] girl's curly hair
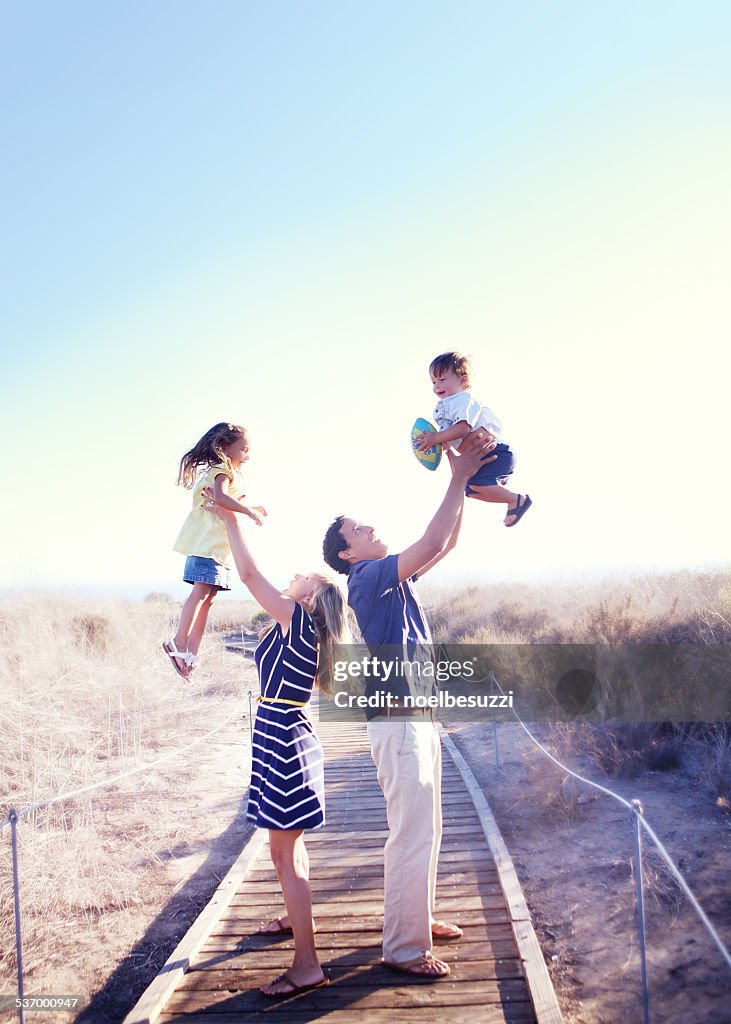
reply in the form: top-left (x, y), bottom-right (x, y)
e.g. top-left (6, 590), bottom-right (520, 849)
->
top-left (177, 422), bottom-right (248, 489)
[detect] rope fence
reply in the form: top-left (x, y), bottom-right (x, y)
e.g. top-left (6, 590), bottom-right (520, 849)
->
top-left (484, 670), bottom-right (731, 1024)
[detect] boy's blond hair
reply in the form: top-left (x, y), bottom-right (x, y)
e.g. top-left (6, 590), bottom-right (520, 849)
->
top-left (429, 351), bottom-right (473, 390)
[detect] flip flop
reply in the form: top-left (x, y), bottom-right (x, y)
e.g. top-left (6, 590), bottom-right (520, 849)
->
top-left (505, 494), bottom-right (532, 527)
top-left (431, 920), bottom-right (463, 942)
top-left (259, 970), bottom-right (330, 997)
top-left (256, 916), bottom-right (292, 936)
top-left (382, 953), bottom-right (451, 978)
top-left (162, 639), bottom-right (191, 679)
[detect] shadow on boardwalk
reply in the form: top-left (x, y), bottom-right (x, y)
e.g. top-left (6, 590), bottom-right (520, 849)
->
top-left (74, 807), bottom-right (255, 1024)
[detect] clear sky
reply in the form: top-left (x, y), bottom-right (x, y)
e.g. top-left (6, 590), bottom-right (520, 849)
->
top-left (2, 1), bottom-right (729, 598)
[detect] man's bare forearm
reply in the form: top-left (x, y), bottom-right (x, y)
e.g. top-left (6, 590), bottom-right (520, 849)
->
top-left (423, 474), bottom-right (466, 553)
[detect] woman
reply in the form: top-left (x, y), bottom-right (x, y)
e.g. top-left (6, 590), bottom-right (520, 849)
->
top-left (208, 498), bottom-right (350, 997)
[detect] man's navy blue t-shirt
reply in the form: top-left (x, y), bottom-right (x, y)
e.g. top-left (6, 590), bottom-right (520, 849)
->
top-left (347, 554), bottom-right (433, 718)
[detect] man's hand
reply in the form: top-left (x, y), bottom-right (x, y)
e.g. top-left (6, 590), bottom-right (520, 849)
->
top-left (448, 428), bottom-right (497, 481)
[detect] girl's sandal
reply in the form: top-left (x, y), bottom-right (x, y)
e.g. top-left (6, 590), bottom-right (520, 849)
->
top-left (162, 639), bottom-right (192, 679)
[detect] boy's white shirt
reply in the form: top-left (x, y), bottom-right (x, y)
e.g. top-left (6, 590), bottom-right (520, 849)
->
top-left (433, 390), bottom-right (503, 447)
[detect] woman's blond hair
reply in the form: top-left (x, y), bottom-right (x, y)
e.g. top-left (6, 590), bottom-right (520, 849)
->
top-left (307, 575), bottom-right (352, 696)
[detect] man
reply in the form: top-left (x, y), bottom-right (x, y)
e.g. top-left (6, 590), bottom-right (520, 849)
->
top-left (322, 432), bottom-right (494, 978)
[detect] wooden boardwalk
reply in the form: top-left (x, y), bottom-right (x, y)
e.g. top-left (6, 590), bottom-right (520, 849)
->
top-left (125, 713), bottom-right (561, 1024)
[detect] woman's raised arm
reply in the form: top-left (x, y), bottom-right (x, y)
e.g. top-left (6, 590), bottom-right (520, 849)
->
top-left (204, 491), bottom-right (295, 630)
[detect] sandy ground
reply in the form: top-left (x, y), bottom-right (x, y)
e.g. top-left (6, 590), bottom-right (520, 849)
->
top-left (3, 690), bottom-right (729, 1023)
top-left (449, 721), bottom-right (731, 1024)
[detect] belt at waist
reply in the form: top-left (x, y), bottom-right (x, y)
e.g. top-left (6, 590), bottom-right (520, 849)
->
top-left (374, 705), bottom-right (432, 718)
top-left (257, 696), bottom-right (309, 707)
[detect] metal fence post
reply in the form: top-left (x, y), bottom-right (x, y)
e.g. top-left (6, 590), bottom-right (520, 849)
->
top-left (488, 673), bottom-right (500, 769)
top-left (631, 799), bottom-right (650, 1024)
top-left (9, 809), bottom-right (26, 1024)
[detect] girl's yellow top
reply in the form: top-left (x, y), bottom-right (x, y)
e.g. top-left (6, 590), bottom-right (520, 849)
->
top-left (173, 463), bottom-right (243, 567)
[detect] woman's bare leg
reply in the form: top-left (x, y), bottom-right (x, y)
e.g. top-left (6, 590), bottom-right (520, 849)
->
top-left (260, 830), bottom-right (324, 995)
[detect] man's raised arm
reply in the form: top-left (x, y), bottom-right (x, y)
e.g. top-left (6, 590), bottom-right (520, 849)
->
top-left (396, 431), bottom-right (495, 582)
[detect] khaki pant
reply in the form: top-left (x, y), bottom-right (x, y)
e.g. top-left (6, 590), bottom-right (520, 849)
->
top-left (367, 717), bottom-right (443, 964)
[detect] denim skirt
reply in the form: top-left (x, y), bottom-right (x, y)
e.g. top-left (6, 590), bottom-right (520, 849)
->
top-left (183, 555), bottom-right (231, 591)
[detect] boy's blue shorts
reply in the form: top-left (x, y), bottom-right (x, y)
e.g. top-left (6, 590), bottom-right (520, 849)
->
top-left (465, 443), bottom-right (515, 494)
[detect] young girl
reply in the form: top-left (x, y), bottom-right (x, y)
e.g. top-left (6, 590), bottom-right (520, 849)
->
top-left (416, 351), bottom-right (532, 526)
top-left (163, 422), bottom-right (266, 678)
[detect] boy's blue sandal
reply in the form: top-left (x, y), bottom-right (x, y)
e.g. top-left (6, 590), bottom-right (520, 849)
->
top-left (505, 494), bottom-right (532, 527)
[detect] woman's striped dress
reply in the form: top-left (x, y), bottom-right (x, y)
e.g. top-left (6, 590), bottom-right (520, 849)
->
top-left (247, 602), bottom-right (325, 830)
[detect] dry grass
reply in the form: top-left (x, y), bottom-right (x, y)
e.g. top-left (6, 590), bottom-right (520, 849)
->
top-left (424, 568), bottom-right (731, 796)
top-left (425, 569), bottom-right (731, 645)
top-left (0, 592), bottom-right (255, 996)
top-left (1, 570), bottom-right (727, 1007)
top-left (207, 598), bottom-right (260, 633)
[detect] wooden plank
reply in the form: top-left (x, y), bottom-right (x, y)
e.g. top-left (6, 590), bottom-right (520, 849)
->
top-left (325, 776), bottom-right (467, 788)
top-left (227, 893), bottom-right (511, 914)
top-left (214, 914), bottom-right (517, 934)
top-left (191, 944), bottom-right (524, 968)
top-left (201, 921), bottom-right (520, 950)
top-left (302, 833), bottom-right (500, 851)
top-left (301, 822), bottom-right (485, 842)
top-left (217, 908), bottom-right (513, 929)
top-left (252, 846), bottom-right (494, 868)
top-left (238, 873), bottom-right (504, 891)
top-left (237, 880), bottom-right (505, 901)
top-left (210, 910), bottom-right (514, 934)
top-left (159, 1007), bottom-right (536, 1024)
top-left (164, 978), bottom-right (532, 1011)
top-left (246, 864), bottom-right (500, 884)
top-left (179, 958), bottom-right (526, 986)
top-left (239, 883), bottom-right (506, 902)
top-left (440, 730), bottom-right (562, 1024)
top-left (245, 867), bottom-right (500, 887)
top-left (324, 806), bottom-right (479, 821)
